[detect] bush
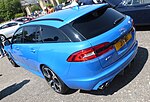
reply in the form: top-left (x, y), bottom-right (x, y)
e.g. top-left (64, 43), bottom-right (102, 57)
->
top-left (15, 13), bottom-right (25, 18)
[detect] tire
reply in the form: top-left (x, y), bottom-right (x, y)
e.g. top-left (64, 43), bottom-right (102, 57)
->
top-left (0, 34), bottom-right (6, 42)
top-left (6, 53), bottom-right (20, 67)
top-left (41, 65), bottom-right (70, 94)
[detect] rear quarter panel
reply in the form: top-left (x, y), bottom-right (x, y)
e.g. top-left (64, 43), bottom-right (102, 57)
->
top-left (38, 41), bottom-right (92, 80)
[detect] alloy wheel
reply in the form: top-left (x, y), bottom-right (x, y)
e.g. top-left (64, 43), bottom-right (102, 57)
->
top-left (42, 67), bottom-right (62, 93)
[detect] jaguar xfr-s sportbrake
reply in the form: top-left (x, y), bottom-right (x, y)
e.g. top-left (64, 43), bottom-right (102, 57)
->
top-left (4, 4), bottom-right (138, 94)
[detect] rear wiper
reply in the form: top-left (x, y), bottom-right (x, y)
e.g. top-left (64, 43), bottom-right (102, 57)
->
top-left (114, 17), bottom-right (124, 25)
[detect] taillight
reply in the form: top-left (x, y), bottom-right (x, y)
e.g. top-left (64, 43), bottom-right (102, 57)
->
top-left (67, 42), bottom-right (113, 62)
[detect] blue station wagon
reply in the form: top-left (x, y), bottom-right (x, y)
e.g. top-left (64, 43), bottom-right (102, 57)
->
top-left (4, 4), bottom-right (138, 94)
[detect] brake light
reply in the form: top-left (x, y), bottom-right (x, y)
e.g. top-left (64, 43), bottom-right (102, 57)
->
top-left (67, 42), bottom-right (113, 62)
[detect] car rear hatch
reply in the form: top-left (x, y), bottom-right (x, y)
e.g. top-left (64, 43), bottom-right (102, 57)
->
top-left (72, 6), bottom-right (136, 68)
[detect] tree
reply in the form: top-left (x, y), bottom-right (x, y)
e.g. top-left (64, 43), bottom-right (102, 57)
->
top-left (0, 0), bottom-right (5, 21)
top-left (0, 0), bottom-right (22, 21)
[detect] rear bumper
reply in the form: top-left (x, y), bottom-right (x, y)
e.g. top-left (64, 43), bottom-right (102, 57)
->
top-left (65, 41), bottom-right (138, 90)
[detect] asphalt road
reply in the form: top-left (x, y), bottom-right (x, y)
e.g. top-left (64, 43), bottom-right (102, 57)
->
top-left (0, 28), bottom-right (150, 102)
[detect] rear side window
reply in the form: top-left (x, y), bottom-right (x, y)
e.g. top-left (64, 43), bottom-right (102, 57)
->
top-left (72, 7), bottom-right (125, 39)
top-left (40, 25), bottom-right (69, 43)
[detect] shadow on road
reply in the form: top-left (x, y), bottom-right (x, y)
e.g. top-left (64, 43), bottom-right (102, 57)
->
top-left (136, 25), bottom-right (150, 31)
top-left (80, 47), bottom-right (148, 95)
top-left (0, 80), bottom-right (30, 100)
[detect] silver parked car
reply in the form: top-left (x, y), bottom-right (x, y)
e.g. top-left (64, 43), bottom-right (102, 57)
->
top-left (0, 21), bottom-right (23, 41)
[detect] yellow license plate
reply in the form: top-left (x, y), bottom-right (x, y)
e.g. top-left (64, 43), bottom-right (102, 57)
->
top-left (114, 33), bottom-right (132, 51)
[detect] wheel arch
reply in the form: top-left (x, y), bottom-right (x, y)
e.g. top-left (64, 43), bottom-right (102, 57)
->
top-left (39, 64), bottom-right (70, 88)
top-left (39, 64), bottom-right (60, 79)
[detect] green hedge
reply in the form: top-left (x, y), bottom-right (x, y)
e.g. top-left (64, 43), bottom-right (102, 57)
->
top-left (15, 13), bottom-right (25, 18)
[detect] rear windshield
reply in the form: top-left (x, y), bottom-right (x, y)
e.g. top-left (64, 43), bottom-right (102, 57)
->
top-left (72, 6), bottom-right (125, 39)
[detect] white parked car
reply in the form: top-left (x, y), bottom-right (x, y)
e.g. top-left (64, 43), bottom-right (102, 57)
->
top-left (0, 21), bottom-right (23, 41)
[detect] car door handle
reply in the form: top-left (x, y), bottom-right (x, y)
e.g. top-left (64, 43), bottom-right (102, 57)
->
top-left (16, 48), bottom-right (19, 50)
top-left (31, 49), bottom-right (36, 53)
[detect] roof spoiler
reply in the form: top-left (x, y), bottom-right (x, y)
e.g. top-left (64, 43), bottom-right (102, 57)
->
top-left (25, 18), bottom-right (64, 24)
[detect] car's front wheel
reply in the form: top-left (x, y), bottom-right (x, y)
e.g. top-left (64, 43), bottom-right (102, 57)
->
top-left (41, 65), bottom-right (70, 94)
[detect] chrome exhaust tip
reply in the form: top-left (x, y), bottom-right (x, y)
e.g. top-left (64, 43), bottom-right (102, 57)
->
top-left (105, 82), bottom-right (110, 87)
top-left (98, 82), bottom-right (110, 90)
top-left (99, 84), bottom-right (105, 90)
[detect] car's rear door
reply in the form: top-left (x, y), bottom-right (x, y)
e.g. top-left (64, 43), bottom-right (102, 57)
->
top-left (116, 0), bottom-right (150, 26)
top-left (20, 26), bottom-right (41, 72)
